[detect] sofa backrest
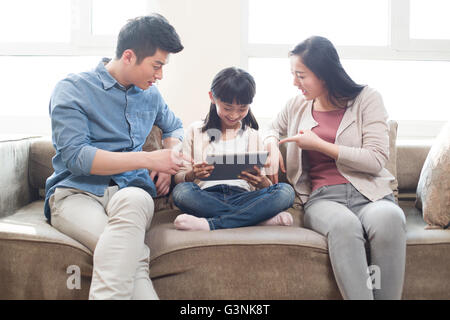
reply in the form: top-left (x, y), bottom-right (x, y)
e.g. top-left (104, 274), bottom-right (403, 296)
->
top-left (29, 138), bottom-right (55, 197)
top-left (28, 126), bottom-right (164, 197)
top-left (26, 127), bottom-right (432, 198)
top-left (396, 141), bottom-right (432, 192)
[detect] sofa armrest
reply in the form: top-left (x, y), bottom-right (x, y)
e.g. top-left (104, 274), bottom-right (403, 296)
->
top-left (0, 136), bottom-right (40, 218)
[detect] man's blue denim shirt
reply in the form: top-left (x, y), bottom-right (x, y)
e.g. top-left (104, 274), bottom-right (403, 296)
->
top-left (44, 58), bottom-right (184, 221)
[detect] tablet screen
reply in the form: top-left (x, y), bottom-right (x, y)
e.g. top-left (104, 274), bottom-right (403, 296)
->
top-left (201, 151), bottom-right (268, 181)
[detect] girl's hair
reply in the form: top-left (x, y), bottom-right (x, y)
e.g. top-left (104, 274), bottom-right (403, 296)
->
top-left (290, 36), bottom-right (365, 107)
top-left (202, 67), bottom-right (259, 139)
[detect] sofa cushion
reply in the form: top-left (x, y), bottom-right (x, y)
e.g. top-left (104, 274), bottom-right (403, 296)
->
top-left (147, 207), bottom-right (343, 299)
top-left (396, 142), bottom-right (432, 192)
top-left (415, 122), bottom-right (450, 229)
top-left (400, 200), bottom-right (450, 299)
top-left (2, 199), bottom-right (449, 299)
top-left (0, 201), bottom-right (91, 299)
top-left (142, 125), bottom-right (163, 152)
top-left (146, 200), bottom-right (450, 300)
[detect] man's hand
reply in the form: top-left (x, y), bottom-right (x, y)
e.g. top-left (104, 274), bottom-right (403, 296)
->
top-left (90, 145), bottom-right (190, 177)
top-left (144, 149), bottom-right (188, 175)
top-left (150, 171), bottom-right (171, 196)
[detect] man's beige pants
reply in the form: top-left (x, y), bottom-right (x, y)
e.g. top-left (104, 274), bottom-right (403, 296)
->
top-left (49, 186), bottom-right (158, 300)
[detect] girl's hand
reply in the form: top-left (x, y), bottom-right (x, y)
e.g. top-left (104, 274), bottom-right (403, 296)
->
top-left (188, 161), bottom-right (215, 180)
top-left (239, 166), bottom-right (271, 189)
top-left (279, 129), bottom-right (323, 151)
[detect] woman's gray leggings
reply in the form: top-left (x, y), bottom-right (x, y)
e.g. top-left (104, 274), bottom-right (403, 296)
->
top-left (304, 183), bottom-right (406, 300)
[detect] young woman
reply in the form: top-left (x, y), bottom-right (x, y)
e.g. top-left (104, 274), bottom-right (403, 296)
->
top-left (173, 67), bottom-right (295, 231)
top-left (265, 36), bottom-right (406, 300)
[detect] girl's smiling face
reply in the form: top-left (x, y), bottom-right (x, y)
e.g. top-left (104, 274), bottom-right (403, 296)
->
top-left (209, 92), bottom-right (250, 130)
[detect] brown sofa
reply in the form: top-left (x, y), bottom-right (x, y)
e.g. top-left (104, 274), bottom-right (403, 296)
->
top-left (1, 127), bottom-right (449, 300)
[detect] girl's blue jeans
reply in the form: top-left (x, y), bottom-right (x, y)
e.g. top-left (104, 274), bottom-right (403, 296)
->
top-left (172, 182), bottom-right (295, 230)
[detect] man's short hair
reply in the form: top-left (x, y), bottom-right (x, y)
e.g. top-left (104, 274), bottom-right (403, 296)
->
top-left (115, 14), bottom-right (183, 63)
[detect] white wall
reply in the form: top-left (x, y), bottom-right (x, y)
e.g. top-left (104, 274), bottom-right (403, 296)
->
top-left (155, 0), bottom-right (243, 128)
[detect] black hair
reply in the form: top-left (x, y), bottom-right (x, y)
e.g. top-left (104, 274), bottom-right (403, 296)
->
top-left (201, 67), bottom-right (259, 140)
top-left (290, 36), bottom-right (365, 107)
top-left (115, 14), bottom-right (183, 63)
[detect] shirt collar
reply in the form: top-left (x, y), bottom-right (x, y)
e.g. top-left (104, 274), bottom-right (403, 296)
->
top-left (96, 58), bottom-right (120, 90)
top-left (96, 58), bottom-right (146, 93)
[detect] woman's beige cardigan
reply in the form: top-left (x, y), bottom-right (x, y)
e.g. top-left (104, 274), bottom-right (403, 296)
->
top-left (265, 86), bottom-right (394, 204)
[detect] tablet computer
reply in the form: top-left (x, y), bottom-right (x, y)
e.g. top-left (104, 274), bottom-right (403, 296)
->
top-left (201, 151), bottom-right (269, 181)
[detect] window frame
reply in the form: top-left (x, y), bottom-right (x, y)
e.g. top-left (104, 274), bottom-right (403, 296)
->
top-left (241, 0), bottom-right (450, 140)
top-left (0, 0), bottom-right (448, 139)
top-left (0, 0), bottom-right (157, 137)
top-left (397, 0), bottom-right (450, 52)
top-left (0, 0), bottom-right (158, 56)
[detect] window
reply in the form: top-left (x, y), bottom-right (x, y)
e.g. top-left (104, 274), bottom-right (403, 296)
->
top-left (244, 0), bottom-right (450, 139)
top-left (0, 56), bottom-right (101, 136)
top-left (0, 0), bottom-right (157, 55)
top-left (76, 0), bottom-right (157, 49)
top-left (410, 0), bottom-right (450, 40)
top-left (0, 0), bottom-right (156, 135)
top-left (92, 0), bottom-right (148, 36)
top-left (249, 0), bottom-right (389, 46)
top-left (0, 0), bottom-right (71, 43)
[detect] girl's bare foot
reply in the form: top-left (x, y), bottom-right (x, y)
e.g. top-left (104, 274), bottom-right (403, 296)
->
top-left (174, 213), bottom-right (210, 231)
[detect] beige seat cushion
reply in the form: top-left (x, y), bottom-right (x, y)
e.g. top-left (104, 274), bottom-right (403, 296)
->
top-left (415, 122), bottom-right (450, 229)
top-left (147, 207), bottom-right (342, 299)
top-left (0, 201), bottom-right (91, 299)
top-left (400, 200), bottom-right (450, 299)
top-left (146, 200), bottom-right (450, 300)
top-left (2, 199), bottom-right (450, 299)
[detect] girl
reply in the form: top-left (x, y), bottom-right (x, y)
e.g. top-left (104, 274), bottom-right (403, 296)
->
top-left (173, 67), bottom-right (295, 231)
top-left (266, 36), bottom-right (406, 300)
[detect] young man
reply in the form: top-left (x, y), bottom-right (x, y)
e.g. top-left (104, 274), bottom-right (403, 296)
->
top-left (45, 14), bottom-right (184, 299)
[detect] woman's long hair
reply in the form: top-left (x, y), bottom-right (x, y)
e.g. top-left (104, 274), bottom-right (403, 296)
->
top-left (202, 67), bottom-right (259, 141)
top-left (290, 36), bottom-right (365, 107)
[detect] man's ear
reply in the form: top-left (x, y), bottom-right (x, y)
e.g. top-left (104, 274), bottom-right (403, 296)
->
top-left (122, 49), bottom-right (136, 65)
